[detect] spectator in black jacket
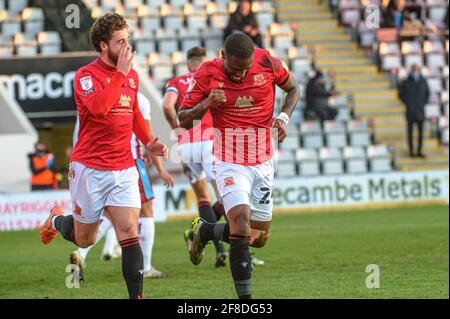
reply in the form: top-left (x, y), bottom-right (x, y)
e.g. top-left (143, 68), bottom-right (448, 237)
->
top-left (399, 65), bottom-right (430, 158)
top-left (224, 0), bottom-right (264, 48)
top-left (305, 71), bottom-right (338, 121)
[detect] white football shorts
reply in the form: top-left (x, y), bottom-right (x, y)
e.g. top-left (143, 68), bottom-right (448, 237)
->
top-left (68, 161), bottom-right (141, 224)
top-left (213, 158), bottom-right (274, 222)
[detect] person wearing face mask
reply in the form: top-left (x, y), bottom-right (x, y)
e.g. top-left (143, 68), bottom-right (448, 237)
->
top-left (399, 65), bottom-right (430, 158)
top-left (28, 142), bottom-right (56, 191)
top-left (224, 0), bottom-right (264, 48)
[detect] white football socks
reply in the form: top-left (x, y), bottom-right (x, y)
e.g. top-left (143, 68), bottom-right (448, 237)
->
top-left (138, 217), bottom-right (155, 273)
top-left (102, 227), bottom-right (118, 256)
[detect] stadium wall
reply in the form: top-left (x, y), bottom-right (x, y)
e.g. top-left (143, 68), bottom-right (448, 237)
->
top-left (0, 84), bottom-right (37, 192)
top-left (0, 170), bottom-right (448, 231)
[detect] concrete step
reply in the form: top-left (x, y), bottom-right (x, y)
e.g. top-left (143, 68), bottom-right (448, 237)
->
top-left (316, 57), bottom-right (371, 67)
top-left (336, 81), bottom-right (391, 90)
top-left (299, 33), bottom-right (351, 43)
top-left (329, 65), bottom-right (379, 74)
top-left (400, 164), bottom-right (449, 171)
top-left (396, 156), bottom-right (449, 167)
top-left (312, 42), bottom-right (359, 51)
top-left (281, 12), bottom-right (333, 19)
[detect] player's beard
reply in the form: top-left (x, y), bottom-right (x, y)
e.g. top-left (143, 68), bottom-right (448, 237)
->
top-left (108, 49), bottom-right (119, 66)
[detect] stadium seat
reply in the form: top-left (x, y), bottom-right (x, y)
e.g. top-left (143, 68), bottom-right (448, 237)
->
top-left (426, 0), bottom-right (448, 22)
top-left (324, 120), bottom-right (347, 148)
top-left (7, 0), bottom-right (28, 14)
top-left (347, 120), bottom-right (371, 147)
top-left (148, 52), bottom-right (174, 87)
top-left (101, 0), bottom-right (120, 11)
top-left (296, 148), bottom-right (320, 176)
top-left (0, 10), bottom-right (22, 38)
top-left (179, 28), bottom-right (202, 52)
top-left (401, 41), bottom-right (424, 68)
top-left (425, 103), bottom-right (441, 119)
top-left (275, 150), bottom-right (297, 178)
top-left (138, 5), bottom-right (161, 32)
top-left (339, 0), bottom-right (361, 27)
top-left (123, 0), bottom-right (143, 10)
top-left (14, 32), bottom-right (38, 56)
top-left (270, 23), bottom-right (294, 51)
top-left (358, 21), bottom-right (377, 48)
top-left (0, 34), bottom-right (13, 56)
top-left (424, 40), bottom-right (446, 68)
top-left (22, 7), bottom-right (45, 37)
top-left (300, 121), bottom-right (323, 149)
top-left (203, 28), bottom-right (223, 52)
top-left (0, 0), bottom-right (4, 11)
top-left (320, 147), bottom-right (344, 175)
top-left (379, 42), bottom-right (402, 71)
top-left (161, 5), bottom-right (184, 32)
top-left (367, 145), bottom-right (392, 172)
top-left (132, 29), bottom-right (156, 58)
top-left (343, 146), bottom-right (368, 174)
top-left (281, 134), bottom-right (300, 151)
top-left (170, 0), bottom-right (189, 7)
top-left (37, 31), bottom-right (62, 55)
top-left (156, 28), bottom-right (179, 55)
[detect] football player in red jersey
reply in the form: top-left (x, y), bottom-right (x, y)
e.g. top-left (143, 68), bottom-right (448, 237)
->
top-left (39, 13), bottom-right (168, 299)
top-left (178, 33), bottom-right (300, 299)
top-left (163, 47), bottom-right (228, 268)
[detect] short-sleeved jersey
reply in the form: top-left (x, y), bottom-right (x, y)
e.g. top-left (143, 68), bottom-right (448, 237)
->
top-left (131, 93), bottom-right (151, 160)
top-left (180, 48), bottom-right (290, 166)
top-left (71, 58), bottom-right (141, 170)
top-left (165, 72), bottom-right (214, 144)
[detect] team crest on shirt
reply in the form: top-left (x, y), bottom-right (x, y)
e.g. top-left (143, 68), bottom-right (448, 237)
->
top-left (253, 74), bottom-right (266, 86)
top-left (234, 96), bottom-right (254, 108)
top-left (80, 76), bottom-right (93, 90)
top-left (224, 177), bottom-right (235, 186)
top-left (74, 205), bottom-right (82, 216)
top-left (187, 79), bottom-right (196, 93)
top-left (129, 78), bottom-right (136, 89)
top-left (119, 94), bottom-right (132, 107)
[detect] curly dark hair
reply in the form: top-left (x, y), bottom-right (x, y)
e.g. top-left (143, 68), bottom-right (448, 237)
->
top-left (90, 13), bottom-right (128, 52)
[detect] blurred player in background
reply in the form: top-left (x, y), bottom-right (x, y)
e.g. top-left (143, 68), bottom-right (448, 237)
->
top-left (163, 47), bottom-right (228, 268)
top-left (39, 13), bottom-right (168, 299)
top-left (70, 92), bottom-right (173, 280)
top-left (178, 34), bottom-right (300, 299)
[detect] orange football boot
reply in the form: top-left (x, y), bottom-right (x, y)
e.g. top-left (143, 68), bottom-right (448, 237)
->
top-left (40, 206), bottom-right (64, 244)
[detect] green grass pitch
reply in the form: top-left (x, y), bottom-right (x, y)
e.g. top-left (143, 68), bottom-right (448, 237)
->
top-left (0, 205), bottom-right (448, 299)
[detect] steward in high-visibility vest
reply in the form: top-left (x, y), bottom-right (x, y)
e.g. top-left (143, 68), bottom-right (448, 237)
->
top-left (28, 143), bottom-right (56, 190)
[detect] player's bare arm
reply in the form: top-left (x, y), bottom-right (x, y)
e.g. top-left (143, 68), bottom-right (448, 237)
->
top-left (162, 91), bottom-right (180, 129)
top-left (178, 89), bottom-right (227, 129)
top-left (271, 75), bottom-right (300, 143)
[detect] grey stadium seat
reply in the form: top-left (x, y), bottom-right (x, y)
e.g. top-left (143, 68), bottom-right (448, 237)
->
top-left (347, 120), bottom-right (371, 147)
top-left (343, 146), bottom-right (368, 174)
top-left (300, 120), bottom-right (323, 149)
top-left (320, 147), bottom-right (344, 175)
top-left (296, 148), bottom-right (320, 176)
top-left (37, 31), bottom-right (62, 55)
top-left (274, 150), bottom-right (297, 178)
top-left (324, 120), bottom-right (347, 148)
top-left (367, 145), bottom-right (392, 172)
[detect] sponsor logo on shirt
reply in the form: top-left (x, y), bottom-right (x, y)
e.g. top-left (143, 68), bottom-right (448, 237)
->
top-left (253, 74), bottom-right (266, 86)
top-left (234, 96), bottom-right (254, 108)
top-left (224, 177), bottom-right (235, 186)
top-left (80, 76), bottom-right (93, 90)
top-left (119, 94), bottom-right (132, 107)
top-left (82, 88), bottom-right (95, 96)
